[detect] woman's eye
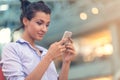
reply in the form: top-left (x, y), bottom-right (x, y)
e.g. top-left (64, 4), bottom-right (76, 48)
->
top-left (46, 24), bottom-right (49, 27)
top-left (36, 22), bottom-right (42, 25)
top-left (36, 21), bottom-right (50, 27)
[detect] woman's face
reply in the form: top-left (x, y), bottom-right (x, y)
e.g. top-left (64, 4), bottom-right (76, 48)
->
top-left (24, 11), bottom-right (50, 41)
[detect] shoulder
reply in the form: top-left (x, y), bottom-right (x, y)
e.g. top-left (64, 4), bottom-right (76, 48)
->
top-left (3, 42), bottom-right (17, 49)
top-left (1, 42), bottom-right (20, 63)
top-left (1, 42), bottom-right (22, 56)
top-left (3, 42), bottom-right (20, 50)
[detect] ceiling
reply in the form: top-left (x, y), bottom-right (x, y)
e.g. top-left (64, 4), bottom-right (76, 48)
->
top-left (0, 0), bottom-right (120, 48)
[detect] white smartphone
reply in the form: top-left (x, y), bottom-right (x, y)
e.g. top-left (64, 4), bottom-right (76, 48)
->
top-left (62, 31), bottom-right (72, 39)
top-left (62, 31), bottom-right (72, 45)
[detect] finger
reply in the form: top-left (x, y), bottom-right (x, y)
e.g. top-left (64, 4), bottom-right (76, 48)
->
top-left (58, 39), bottom-right (67, 45)
top-left (66, 49), bottom-right (75, 54)
top-left (66, 43), bottom-right (74, 50)
top-left (53, 42), bottom-right (58, 45)
top-left (68, 37), bottom-right (73, 43)
top-left (58, 44), bottom-right (66, 50)
top-left (60, 48), bottom-right (66, 52)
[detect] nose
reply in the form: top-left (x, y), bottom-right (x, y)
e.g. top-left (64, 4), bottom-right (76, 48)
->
top-left (41, 24), bottom-right (48, 32)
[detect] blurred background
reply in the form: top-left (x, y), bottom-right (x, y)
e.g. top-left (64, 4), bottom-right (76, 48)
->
top-left (1, 0), bottom-right (120, 80)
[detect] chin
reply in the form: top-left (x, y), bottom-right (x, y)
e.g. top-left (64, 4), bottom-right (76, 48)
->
top-left (36, 37), bottom-right (43, 41)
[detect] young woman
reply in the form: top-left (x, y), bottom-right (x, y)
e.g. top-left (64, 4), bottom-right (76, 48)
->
top-left (0, 0), bottom-right (75, 80)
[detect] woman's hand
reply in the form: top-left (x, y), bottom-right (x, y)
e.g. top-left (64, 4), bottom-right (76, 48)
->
top-left (47, 39), bottom-right (67, 60)
top-left (62, 38), bottom-right (76, 63)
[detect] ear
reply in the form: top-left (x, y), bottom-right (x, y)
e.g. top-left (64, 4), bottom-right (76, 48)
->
top-left (23, 17), bottom-right (29, 27)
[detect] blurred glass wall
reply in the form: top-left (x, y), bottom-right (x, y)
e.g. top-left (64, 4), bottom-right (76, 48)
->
top-left (1, 0), bottom-right (120, 80)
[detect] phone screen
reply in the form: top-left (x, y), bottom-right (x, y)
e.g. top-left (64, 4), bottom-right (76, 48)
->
top-left (62, 31), bottom-right (72, 45)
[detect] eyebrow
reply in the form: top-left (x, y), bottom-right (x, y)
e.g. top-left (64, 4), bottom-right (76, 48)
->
top-left (33, 18), bottom-right (50, 24)
top-left (38, 19), bottom-right (44, 23)
top-left (36, 19), bottom-right (50, 23)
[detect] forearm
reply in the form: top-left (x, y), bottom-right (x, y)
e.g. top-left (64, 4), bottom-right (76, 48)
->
top-left (25, 53), bottom-right (52, 80)
top-left (58, 61), bottom-right (71, 80)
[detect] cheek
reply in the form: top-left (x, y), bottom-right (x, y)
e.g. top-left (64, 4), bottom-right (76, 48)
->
top-left (27, 23), bottom-right (37, 34)
top-left (29, 22), bottom-right (40, 31)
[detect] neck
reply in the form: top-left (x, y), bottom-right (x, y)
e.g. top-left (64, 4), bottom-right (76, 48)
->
top-left (22, 32), bottom-right (35, 47)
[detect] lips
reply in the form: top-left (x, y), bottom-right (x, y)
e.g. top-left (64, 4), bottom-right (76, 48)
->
top-left (37, 33), bottom-right (45, 37)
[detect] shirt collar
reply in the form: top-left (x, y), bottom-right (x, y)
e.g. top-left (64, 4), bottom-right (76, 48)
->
top-left (16, 38), bottom-right (29, 44)
top-left (16, 38), bottom-right (47, 56)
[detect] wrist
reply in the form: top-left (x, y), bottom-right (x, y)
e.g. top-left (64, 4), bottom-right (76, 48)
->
top-left (46, 52), bottom-right (54, 61)
top-left (63, 60), bottom-right (71, 65)
top-left (45, 53), bottom-right (53, 63)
